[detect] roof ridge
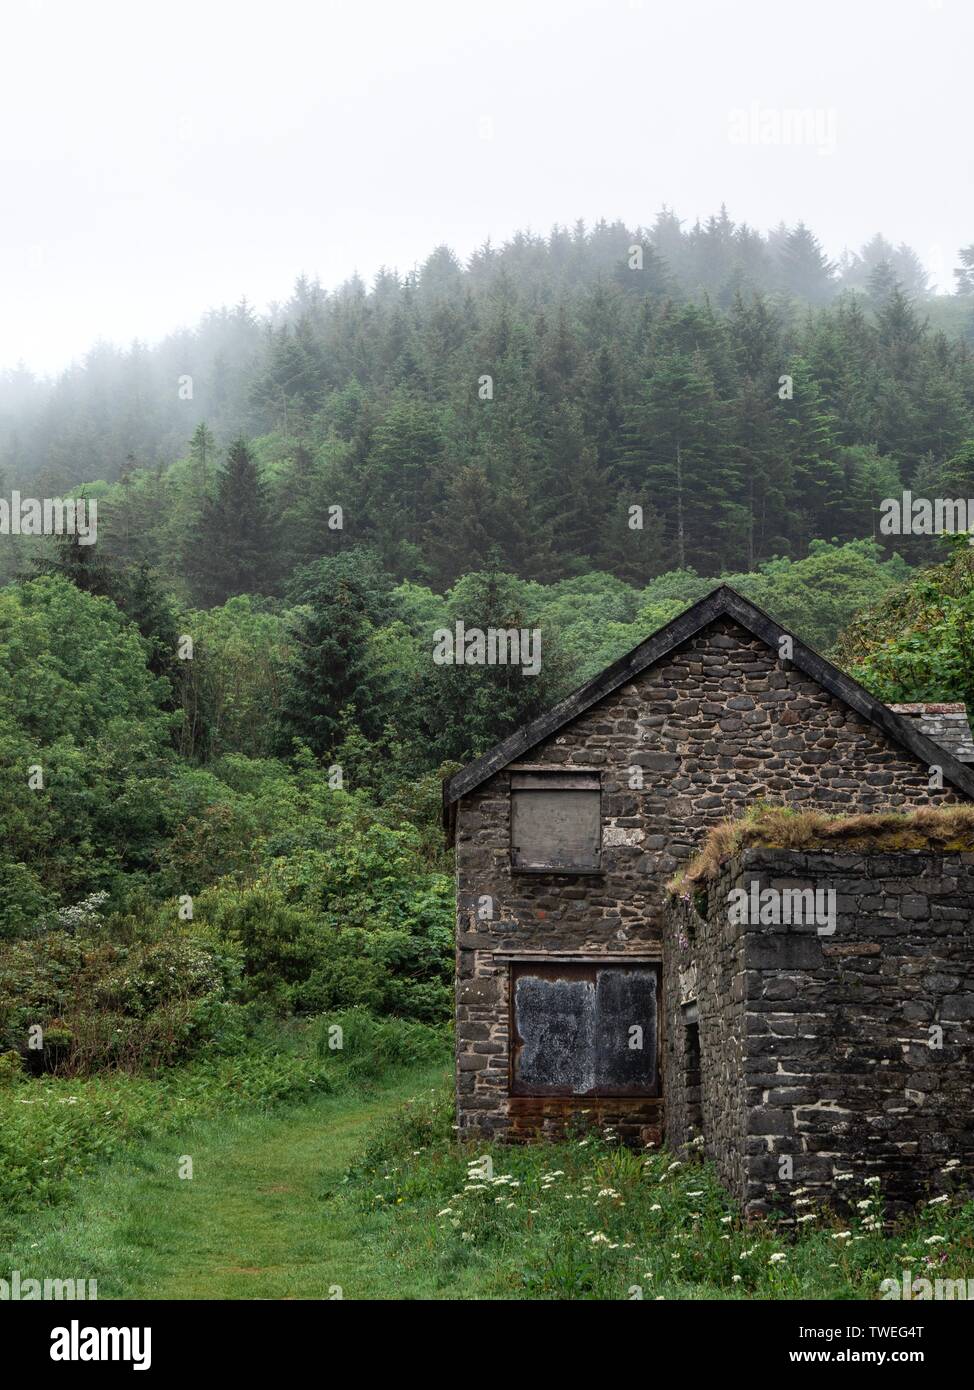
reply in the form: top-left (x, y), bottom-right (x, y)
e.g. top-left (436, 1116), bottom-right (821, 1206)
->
top-left (443, 585), bottom-right (974, 825)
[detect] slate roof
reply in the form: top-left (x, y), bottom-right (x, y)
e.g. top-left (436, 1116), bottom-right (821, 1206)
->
top-left (442, 584), bottom-right (974, 828)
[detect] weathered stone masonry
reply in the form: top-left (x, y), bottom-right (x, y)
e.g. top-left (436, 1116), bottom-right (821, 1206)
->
top-left (664, 848), bottom-right (974, 1214)
top-left (453, 606), bottom-right (962, 1144)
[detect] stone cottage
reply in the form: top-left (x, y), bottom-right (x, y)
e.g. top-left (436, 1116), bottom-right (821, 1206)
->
top-left (442, 585), bottom-right (974, 1162)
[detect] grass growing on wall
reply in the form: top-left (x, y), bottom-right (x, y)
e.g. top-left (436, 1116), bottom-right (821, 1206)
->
top-left (668, 803), bottom-right (974, 894)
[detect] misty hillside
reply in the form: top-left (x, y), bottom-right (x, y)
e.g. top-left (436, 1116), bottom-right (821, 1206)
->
top-left (2, 210), bottom-right (974, 586)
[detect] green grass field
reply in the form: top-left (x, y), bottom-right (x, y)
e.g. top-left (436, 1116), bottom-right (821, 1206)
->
top-left (1, 1063), bottom-right (456, 1300)
top-left (3, 1053), bottom-right (973, 1300)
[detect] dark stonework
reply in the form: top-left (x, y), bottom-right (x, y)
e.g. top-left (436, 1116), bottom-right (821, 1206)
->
top-left (453, 615), bottom-right (961, 1145)
top-left (664, 849), bottom-right (974, 1214)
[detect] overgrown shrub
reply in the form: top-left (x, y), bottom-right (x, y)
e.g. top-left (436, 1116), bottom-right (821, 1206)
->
top-left (0, 910), bottom-right (243, 1075)
top-left (312, 1007), bottom-right (450, 1082)
top-left (193, 851), bottom-right (453, 1023)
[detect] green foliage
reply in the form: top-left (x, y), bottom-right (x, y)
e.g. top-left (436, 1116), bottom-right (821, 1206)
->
top-left (0, 1015), bottom-right (447, 1221)
top-left (0, 900), bottom-right (243, 1074)
top-left (0, 576), bottom-right (172, 745)
top-left (0, 1050), bottom-right (23, 1085)
top-left (347, 1088), bottom-right (974, 1300)
top-left (836, 536), bottom-right (974, 706)
top-left (312, 1008), bottom-right (450, 1080)
top-left (724, 539), bottom-right (912, 653)
top-left (349, 1080), bottom-right (455, 1178)
top-left (193, 826), bottom-right (453, 1022)
top-left (177, 595), bottom-right (290, 760)
top-left (0, 861), bottom-right (53, 940)
top-left (9, 214), bottom-right (973, 595)
top-left (0, 577), bottom-right (177, 928)
top-left (415, 568), bottom-right (571, 763)
top-left (0, 534), bottom-right (920, 1027)
top-left (278, 549), bottom-right (395, 755)
top-left (185, 438), bottom-right (277, 604)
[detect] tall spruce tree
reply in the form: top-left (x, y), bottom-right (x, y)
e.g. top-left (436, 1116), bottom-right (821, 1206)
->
top-left (277, 549), bottom-right (394, 757)
top-left (185, 438), bottom-right (276, 605)
top-left (955, 245), bottom-right (974, 295)
top-left (188, 422), bottom-right (217, 501)
top-left (778, 223), bottom-right (837, 304)
top-left (637, 350), bottom-right (730, 572)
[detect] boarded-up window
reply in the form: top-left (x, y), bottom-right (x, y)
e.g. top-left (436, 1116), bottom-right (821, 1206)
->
top-left (511, 962), bottom-right (659, 1096)
top-left (510, 770), bottom-right (601, 872)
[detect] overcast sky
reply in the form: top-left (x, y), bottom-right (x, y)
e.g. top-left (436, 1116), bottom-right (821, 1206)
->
top-left (2, 0), bottom-right (971, 377)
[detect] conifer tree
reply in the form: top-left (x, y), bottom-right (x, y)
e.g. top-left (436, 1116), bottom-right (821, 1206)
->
top-left (955, 245), bottom-right (974, 295)
top-left (188, 422), bottom-right (216, 500)
top-left (184, 439), bottom-right (276, 605)
top-left (277, 550), bottom-right (393, 756)
top-left (778, 223), bottom-right (837, 303)
top-left (638, 350), bottom-right (730, 571)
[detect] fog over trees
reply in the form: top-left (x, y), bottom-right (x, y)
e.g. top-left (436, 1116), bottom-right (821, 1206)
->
top-left (1, 211), bottom-right (973, 593)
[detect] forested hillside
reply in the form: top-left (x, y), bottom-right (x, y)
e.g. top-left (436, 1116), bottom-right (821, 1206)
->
top-left (3, 211), bottom-right (974, 591)
top-left (3, 210), bottom-right (974, 1089)
top-left (4, 211), bottom-right (974, 1303)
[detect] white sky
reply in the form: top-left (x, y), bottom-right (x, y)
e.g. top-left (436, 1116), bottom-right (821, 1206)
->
top-left (1, 0), bottom-right (971, 377)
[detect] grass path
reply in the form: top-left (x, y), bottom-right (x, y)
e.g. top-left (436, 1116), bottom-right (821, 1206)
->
top-left (2, 1063), bottom-right (459, 1301)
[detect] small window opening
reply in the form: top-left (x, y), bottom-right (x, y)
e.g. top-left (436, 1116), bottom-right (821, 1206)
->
top-left (510, 769), bottom-right (601, 873)
top-left (682, 1001), bottom-right (702, 1133)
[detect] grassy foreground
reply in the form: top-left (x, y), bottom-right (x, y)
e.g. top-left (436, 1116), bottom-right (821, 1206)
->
top-left (1, 1062), bottom-right (453, 1300)
top-left (343, 1091), bottom-right (974, 1300)
top-left (3, 1036), bottom-right (972, 1300)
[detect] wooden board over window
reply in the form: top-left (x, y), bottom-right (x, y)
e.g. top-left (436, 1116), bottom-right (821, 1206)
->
top-left (510, 770), bottom-right (601, 872)
top-left (511, 961), bottom-right (659, 1097)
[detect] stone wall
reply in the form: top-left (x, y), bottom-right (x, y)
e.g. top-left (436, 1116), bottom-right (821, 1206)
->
top-left (663, 885), bottom-right (748, 1197)
top-left (891, 703), bottom-right (974, 765)
top-left (455, 616), bottom-right (959, 1141)
top-left (663, 847), bottom-right (974, 1214)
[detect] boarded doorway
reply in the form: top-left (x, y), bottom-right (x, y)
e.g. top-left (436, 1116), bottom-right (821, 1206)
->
top-left (511, 961), bottom-right (660, 1097)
